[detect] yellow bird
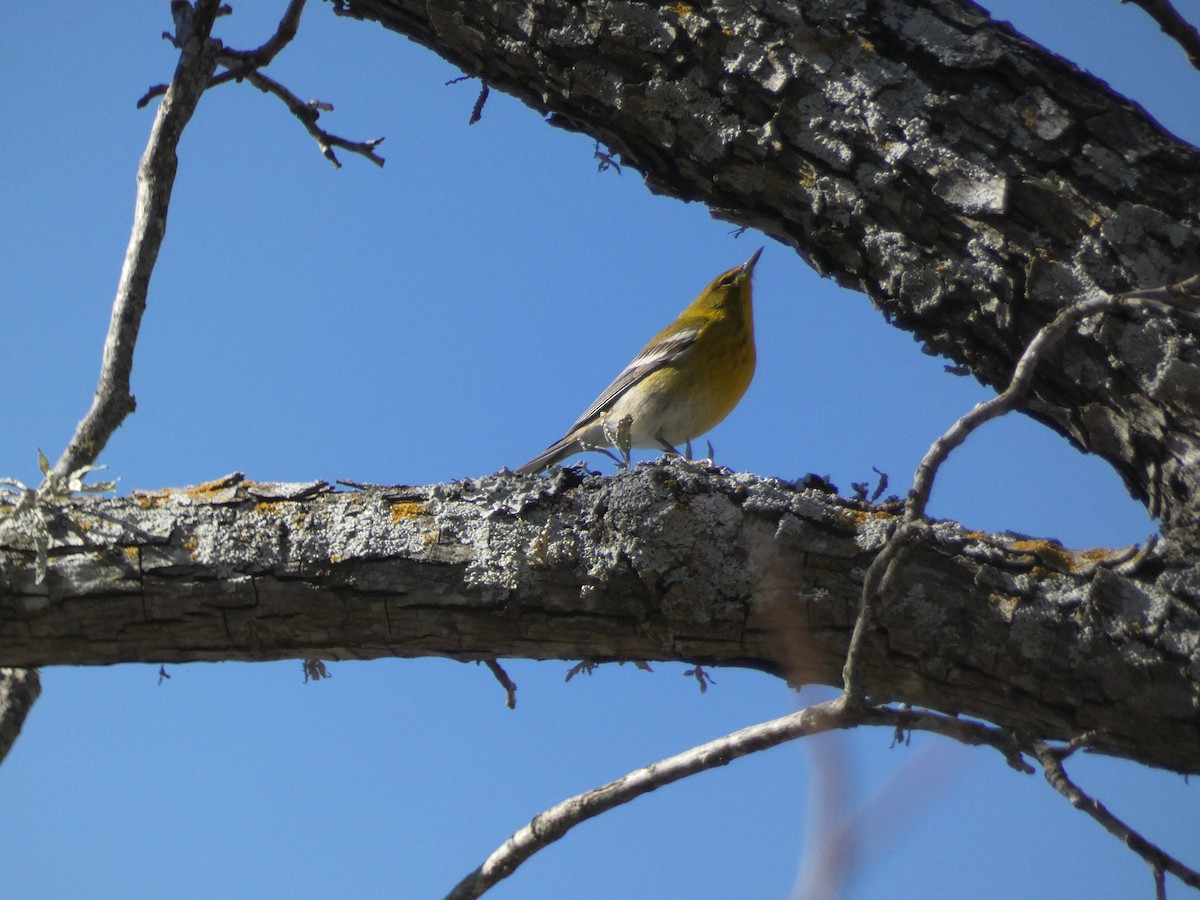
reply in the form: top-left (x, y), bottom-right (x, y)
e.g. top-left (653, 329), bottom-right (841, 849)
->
top-left (516, 248), bottom-right (762, 474)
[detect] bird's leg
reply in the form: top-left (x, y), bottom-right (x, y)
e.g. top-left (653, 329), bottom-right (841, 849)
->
top-left (600, 414), bottom-right (636, 470)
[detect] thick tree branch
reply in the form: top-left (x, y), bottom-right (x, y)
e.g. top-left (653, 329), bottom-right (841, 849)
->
top-left (2, 463), bottom-right (1198, 773)
top-left (336, 0), bottom-right (1200, 538)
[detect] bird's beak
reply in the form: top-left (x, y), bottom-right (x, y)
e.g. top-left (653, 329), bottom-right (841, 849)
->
top-left (742, 247), bottom-right (764, 276)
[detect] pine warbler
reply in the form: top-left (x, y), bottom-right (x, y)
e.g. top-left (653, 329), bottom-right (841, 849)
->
top-left (516, 248), bottom-right (762, 474)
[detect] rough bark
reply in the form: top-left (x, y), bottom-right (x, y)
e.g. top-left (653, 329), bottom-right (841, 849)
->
top-left (2, 464), bottom-right (1197, 774)
top-left (334, 0), bottom-right (1200, 539)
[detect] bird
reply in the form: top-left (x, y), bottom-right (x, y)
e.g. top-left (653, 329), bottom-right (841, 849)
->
top-left (515, 248), bottom-right (762, 474)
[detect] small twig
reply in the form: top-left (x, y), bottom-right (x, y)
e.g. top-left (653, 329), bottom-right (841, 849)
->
top-left (1032, 740), bottom-right (1200, 892)
top-left (1122, 0), bottom-right (1200, 72)
top-left (302, 658), bottom-right (331, 682)
top-left (139, 2), bottom-right (384, 168)
top-left (470, 82), bottom-right (490, 125)
top-left (243, 70), bottom-right (385, 168)
top-left (50, 0), bottom-right (222, 486)
top-left (445, 697), bottom-right (1029, 899)
top-left (564, 659), bottom-right (599, 681)
top-left (683, 665), bottom-right (715, 693)
top-left (869, 467), bottom-right (889, 503)
top-left (137, 69), bottom-right (241, 109)
top-left (219, 0), bottom-right (307, 74)
top-left (0, 669), bottom-right (41, 766)
top-left (484, 660), bottom-right (517, 709)
top-left (909, 277), bottom-right (1200, 524)
top-left (594, 140), bottom-right (622, 174)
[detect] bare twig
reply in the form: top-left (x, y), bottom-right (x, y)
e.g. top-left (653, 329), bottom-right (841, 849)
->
top-left (0, 669), bottom-right (41, 765)
top-left (219, 0), bottom-right (307, 74)
top-left (470, 82), bottom-right (490, 125)
top-left (594, 140), bottom-right (622, 174)
top-left (1031, 740), bottom-right (1200, 892)
top-left (483, 660), bottom-right (517, 709)
top-left (50, 0), bottom-right (222, 485)
top-left (243, 70), bottom-right (385, 167)
top-left (1122, 0), bottom-right (1200, 72)
top-left (139, 1), bottom-right (385, 167)
top-left (907, 277), bottom-right (1200, 525)
top-left (445, 698), bottom-right (1029, 899)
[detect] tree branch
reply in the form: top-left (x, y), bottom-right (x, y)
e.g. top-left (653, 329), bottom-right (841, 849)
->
top-left (445, 698), bottom-right (1028, 899)
top-left (842, 275), bottom-right (1200, 704)
top-left (5, 465), bottom-right (1196, 772)
top-left (137, 2), bottom-right (385, 168)
top-left (242, 70), bottom-right (385, 167)
top-left (1122, 0), bottom-right (1200, 72)
top-left (50, 0), bottom-right (221, 486)
top-left (1031, 740), bottom-right (1200, 893)
top-left (219, 0), bottom-right (307, 73)
top-left (338, 0), bottom-right (1200, 536)
top-left (0, 668), bottom-right (41, 765)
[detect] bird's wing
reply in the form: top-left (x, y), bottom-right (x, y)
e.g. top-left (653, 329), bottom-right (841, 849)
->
top-left (566, 327), bottom-right (699, 434)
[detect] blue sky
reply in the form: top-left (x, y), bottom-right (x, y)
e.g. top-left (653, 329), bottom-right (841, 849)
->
top-left (1, 1), bottom-right (1196, 897)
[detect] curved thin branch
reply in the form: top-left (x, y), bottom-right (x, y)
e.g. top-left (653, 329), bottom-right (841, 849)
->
top-left (219, 0), bottom-right (307, 73)
top-left (444, 699), bottom-right (1028, 899)
top-left (1123, 0), bottom-right (1200, 72)
top-left (49, 0), bottom-right (222, 485)
top-left (842, 274), bottom-right (1200, 702)
top-left (1031, 740), bottom-right (1200, 892)
top-left (908, 276), bottom-right (1200, 524)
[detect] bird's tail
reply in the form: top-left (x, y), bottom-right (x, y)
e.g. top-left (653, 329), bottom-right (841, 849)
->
top-left (514, 437), bottom-right (585, 475)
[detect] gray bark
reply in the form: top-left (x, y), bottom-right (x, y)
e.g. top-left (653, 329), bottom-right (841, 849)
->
top-left (6, 0), bottom-right (1200, 787)
top-left (2, 465), bottom-right (1197, 774)
top-left (336, 0), bottom-right (1200, 538)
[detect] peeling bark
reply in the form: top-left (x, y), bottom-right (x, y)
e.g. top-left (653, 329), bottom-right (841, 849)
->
top-left (334, 0), bottom-right (1200, 536)
top-left (2, 464), bottom-right (1197, 774)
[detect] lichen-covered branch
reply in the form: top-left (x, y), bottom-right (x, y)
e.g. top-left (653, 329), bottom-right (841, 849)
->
top-left (334, 0), bottom-right (1200, 539)
top-left (1, 461), bottom-right (1197, 774)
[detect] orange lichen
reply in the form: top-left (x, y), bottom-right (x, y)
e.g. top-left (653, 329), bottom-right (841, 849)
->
top-left (390, 501), bottom-right (426, 523)
top-left (667, 1), bottom-right (693, 16)
top-left (185, 477), bottom-right (239, 501)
